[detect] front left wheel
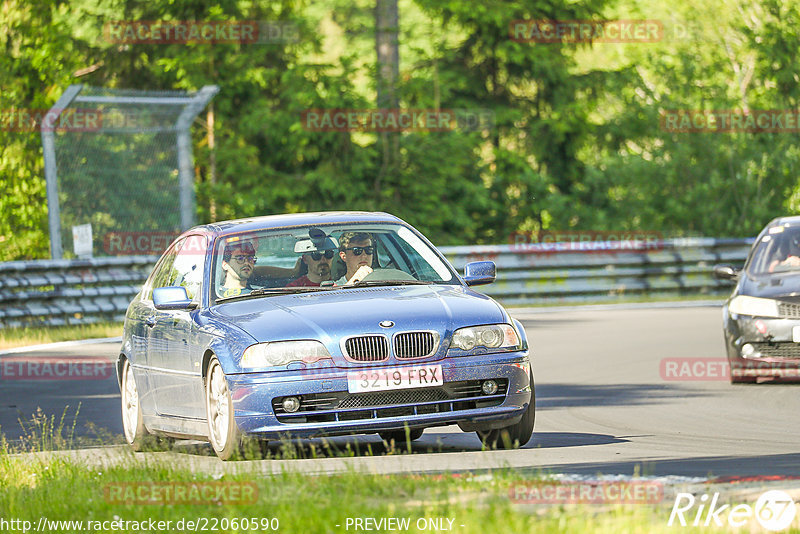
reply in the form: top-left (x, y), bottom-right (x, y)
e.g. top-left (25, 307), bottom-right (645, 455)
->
top-left (206, 357), bottom-right (244, 460)
top-left (478, 371), bottom-right (535, 449)
top-left (121, 358), bottom-right (148, 451)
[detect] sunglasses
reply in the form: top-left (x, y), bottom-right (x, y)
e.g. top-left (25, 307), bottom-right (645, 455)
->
top-left (344, 246), bottom-right (374, 256)
top-left (309, 250), bottom-right (335, 261)
top-left (232, 255), bottom-right (257, 263)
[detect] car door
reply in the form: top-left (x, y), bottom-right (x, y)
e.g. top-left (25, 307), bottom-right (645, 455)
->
top-left (148, 235), bottom-right (208, 419)
top-left (135, 246), bottom-right (181, 416)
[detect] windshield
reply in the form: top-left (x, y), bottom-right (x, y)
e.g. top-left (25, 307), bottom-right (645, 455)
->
top-left (210, 222), bottom-right (457, 302)
top-left (747, 225), bottom-right (800, 276)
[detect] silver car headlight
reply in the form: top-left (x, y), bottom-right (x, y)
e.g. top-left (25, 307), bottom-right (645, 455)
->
top-left (729, 296), bottom-right (781, 318)
top-left (450, 324), bottom-right (521, 352)
top-left (241, 340), bottom-right (332, 368)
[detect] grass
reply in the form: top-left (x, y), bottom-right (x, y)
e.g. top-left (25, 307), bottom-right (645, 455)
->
top-left (0, 454), bottom-right (716, 534)
top-left (0, 322), bottom-right (123, 351)
top-left (0, 412), bottom-right (793, 532)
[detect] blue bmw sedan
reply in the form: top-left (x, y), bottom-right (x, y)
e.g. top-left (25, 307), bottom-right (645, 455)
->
top-left (117, 212), bottom-right (534, 459)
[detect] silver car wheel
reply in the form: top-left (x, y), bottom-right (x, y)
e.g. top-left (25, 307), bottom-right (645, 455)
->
top-left (207, 360), bottom-right (230, 449)
top-left (120, 359), bottom-right (147, 450)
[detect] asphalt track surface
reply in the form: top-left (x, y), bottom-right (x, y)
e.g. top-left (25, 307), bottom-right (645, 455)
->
top-left (2, 305), bottom-right (799, 477)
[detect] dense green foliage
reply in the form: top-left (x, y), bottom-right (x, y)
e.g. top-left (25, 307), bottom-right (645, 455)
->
top-left (2, 0), bottom-right (799, 260)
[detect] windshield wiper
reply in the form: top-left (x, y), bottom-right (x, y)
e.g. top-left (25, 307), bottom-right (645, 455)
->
top-left (216, 286), bottom-right (335, 303)
top-left (342, 280), bottom-right (435, 288)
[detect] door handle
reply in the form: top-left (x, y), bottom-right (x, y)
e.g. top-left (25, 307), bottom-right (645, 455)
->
top-left (145, 316), bottom-right (156, 327)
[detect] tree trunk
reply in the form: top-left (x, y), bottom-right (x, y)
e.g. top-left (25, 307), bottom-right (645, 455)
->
top-left (207, 102), bottom-right (217, 221)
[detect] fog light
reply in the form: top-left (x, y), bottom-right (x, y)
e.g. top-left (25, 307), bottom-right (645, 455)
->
top-left (741, 343), bottom-right (755, 359)
top-left (282, 396), bottom-right (301, 413)
top-left (481, 380), bottom-right (498, 395)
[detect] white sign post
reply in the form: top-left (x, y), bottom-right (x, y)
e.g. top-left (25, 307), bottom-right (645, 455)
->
top-left (72, 223), bottom-right (93, 258)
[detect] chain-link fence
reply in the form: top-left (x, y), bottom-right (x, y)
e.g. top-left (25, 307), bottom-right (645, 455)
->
top-left (42, 85), bottom-right (218, 259)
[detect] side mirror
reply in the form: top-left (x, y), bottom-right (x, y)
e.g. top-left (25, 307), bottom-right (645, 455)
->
top-left (712, 264), bottom-right (740, 281)
top-left (153, 286), bottom-right (197, 310)
top-left (464, 261), bottom-right (496, 286)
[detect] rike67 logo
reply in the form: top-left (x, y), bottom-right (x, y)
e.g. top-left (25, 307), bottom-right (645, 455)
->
top-left (669, 490), bottom-right (797, 531)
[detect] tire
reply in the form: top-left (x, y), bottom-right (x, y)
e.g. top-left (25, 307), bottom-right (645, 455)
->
top-left (121, 358), bottom-right (148, 451)
top-left (205, 357), bottom-right (244, 460)
top-left (379, 428), bottom-right (424, 443)
top-left (478, 371), bottom-right (535, 449)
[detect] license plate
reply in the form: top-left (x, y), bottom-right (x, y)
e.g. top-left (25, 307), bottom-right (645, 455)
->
top-left (347, 364), bottom-right (443, 393)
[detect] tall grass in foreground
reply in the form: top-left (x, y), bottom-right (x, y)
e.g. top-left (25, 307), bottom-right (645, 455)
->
top-left (0, 422), bottom-right (792, 533)
top-left (0, 455), bottom-right (711, 534)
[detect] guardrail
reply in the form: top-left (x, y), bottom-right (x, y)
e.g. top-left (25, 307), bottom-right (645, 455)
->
top-left (0, 238), bottom-right (751, 327)
top-left (0, 256), bottom-right (158, 328)
top-left (441, 237), bottom-right (751, 306)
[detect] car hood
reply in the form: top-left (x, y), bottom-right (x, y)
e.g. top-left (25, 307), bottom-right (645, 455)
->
top-left (739, 271), bottom-right (800, 300)
top-left (209, 285), bottom-right (505, 345)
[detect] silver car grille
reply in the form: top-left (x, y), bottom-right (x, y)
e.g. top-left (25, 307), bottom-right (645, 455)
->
top-left (343, 335), bottom-right (389, 362)
top-left (750, 342), bottom-right (800, 359)
top-left (778, 302), bottom-right (800, 319)
top-left (338, 388), bottom-right (449, 408)
top-left (394, 331), bottom-right (438, 359)
top-left (272, 379), bottom-right (510, 423)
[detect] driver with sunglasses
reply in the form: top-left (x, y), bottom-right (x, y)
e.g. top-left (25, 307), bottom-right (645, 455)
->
top-left (286, 235), bottom-right (338, 287)
top-left (335, 231), bottom-right (375, 285)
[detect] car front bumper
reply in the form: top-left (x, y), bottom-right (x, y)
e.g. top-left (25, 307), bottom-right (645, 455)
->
top-left (226, 352), bottom-right (532, 438)
top-left (724, 312), bottom-right (800, 379)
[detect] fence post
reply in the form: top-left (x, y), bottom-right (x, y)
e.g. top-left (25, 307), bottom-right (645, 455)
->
top-left (176, 85), bottom-right (219, 230)
top-left (42, 84), bottom-right (84, 260)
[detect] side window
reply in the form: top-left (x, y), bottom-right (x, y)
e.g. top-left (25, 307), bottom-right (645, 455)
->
top-left (171, 235), bottom-right (206, 300)
top-left (144, 244), bottom-right (181, 301)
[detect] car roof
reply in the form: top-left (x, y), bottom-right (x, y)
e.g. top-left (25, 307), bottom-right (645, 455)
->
top-left (767, 216), bottom-right (800, 228)
top-left (186, 211), bottom-right (406, 238)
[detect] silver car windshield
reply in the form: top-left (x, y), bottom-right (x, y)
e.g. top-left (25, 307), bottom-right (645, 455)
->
top-left (210, 223), bottom-right (457, 301)
top-left (748, 226), bottom-right (800, 276)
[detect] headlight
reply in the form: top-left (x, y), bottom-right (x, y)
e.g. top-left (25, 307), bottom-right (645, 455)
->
top-left (241, 340), bottom-right (332, 368)
top-left (451, 324), bottom-right (521, 352)
top-left (729, 296), bottom-right (781, 318)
